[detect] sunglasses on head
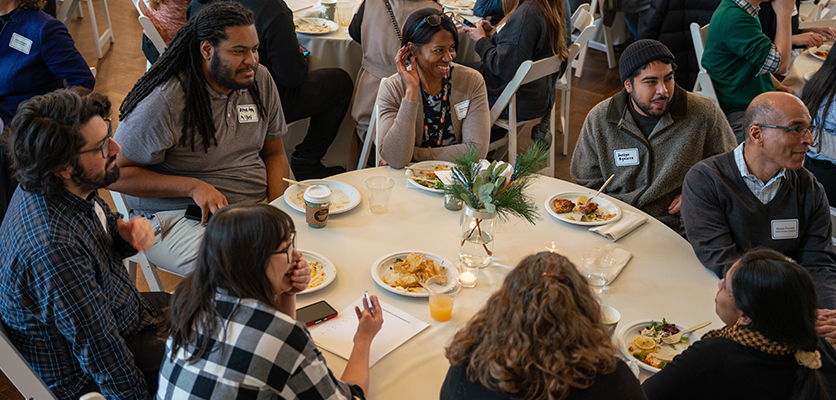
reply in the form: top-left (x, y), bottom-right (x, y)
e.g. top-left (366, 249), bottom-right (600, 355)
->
top-left (411, 13), bottom-right (446, 36)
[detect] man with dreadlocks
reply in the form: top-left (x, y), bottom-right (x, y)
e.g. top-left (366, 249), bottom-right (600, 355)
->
top-left (110, 1), bottom-right (289, 276)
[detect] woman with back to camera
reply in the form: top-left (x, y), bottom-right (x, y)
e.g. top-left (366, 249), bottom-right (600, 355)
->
top-left (642, 248), bottom-right (836, 400)
top-left (462, 0), bottom-right (567, 144)
top-left (376, 8), bottom-right (490, 169)
top-left (157, 204), bottom-right (384, 399)
top-left (800, 48), bottom-right (836, 207)
top-left (441, 252), bottom-right (648, 400)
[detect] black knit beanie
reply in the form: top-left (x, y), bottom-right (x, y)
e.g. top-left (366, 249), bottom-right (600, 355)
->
top-left (618, 39), bottom-right (677, 83)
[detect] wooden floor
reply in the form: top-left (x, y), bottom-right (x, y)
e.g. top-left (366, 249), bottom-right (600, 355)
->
top-left (0, 1), bottom-right (624, 397)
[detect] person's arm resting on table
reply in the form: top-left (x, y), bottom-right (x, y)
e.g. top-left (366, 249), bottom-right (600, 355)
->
top-left (261, 139), bottom-right (290, 201)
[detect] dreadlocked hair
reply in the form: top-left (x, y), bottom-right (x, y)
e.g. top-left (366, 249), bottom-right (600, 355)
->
top-left (118, 1), bottom-right (266, 153)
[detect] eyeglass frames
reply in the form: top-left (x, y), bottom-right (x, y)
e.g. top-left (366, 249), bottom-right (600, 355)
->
top-left (753, 123), bottom-right (819, 143)
top-left (78, 117), bottom-right (113, 159)
top-left (272, 232), bottom-right (297, 263)
top-left (411, 14), bottom-right (445, 36)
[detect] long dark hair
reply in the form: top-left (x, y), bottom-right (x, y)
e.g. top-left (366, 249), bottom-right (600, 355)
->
top-left (401, 8), bottom-right (459, 50)
top-left (4, 88), bottom-right (110, 199)
top-left (801, 48), bottom-right (836, 130)
top-left (119, 1), bottom-right (267, 153)
top-left (446, 252), bottom-right (617, 400)
top-left (498, 0), bottom-right (567, 59)
top-left (168, 204), bottom-right (295, 362)
top-left (733, 249), bottom-right (829, 400)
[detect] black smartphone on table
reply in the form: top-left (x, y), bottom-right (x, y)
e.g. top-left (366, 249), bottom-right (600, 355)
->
top-left (297, 300), bottom-right (338, 326)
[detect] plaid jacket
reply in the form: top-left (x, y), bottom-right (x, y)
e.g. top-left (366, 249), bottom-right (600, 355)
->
top-left (157, 290), bottom-right (365, 400)
top-left (0, 188), bottom-right (159, 400)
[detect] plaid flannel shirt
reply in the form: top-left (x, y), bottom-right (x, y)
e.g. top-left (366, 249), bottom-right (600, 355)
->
top-left (731, 0), bottom-right (782, 76)
top-left (157, 290), bottom-right (365, 400)
top-left (0, 188), bottom-right (159, 400)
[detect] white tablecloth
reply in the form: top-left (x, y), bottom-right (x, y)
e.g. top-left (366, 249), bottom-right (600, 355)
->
top-left (784, 49), bottom-right (824, 95)
top-left (270, 167), bottom-right (722, 399)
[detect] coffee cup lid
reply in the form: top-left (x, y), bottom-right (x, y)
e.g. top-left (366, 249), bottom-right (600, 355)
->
top-left (304, 185), bottom-right (332, 203)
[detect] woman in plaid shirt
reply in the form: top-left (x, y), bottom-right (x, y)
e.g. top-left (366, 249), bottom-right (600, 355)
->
top-left (157, 204), bottom-right (384, 399)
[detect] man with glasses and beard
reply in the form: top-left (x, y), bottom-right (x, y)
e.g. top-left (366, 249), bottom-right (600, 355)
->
top-left (110, 2), bottom-right (290, 276)
top-left (0, 88), bottom-right (168, 399)
top-left (570, 39), bottom-right (736, 231)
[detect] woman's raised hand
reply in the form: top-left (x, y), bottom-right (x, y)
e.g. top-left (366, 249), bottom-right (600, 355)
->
top-left (396, 46), bottom-right (420, 100)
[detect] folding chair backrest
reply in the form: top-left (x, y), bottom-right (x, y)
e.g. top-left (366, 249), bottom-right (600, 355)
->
top-left (131, 0), bottom-right (166, 55)
top-left (358, 96), bottom-right (380, 170)
top-left (691, 22), bottom-right (708, 71)
top-left (799, 18), bottom-right (836, 30)
top-left (0, 322), bottom-right (58, 399)
top-left (489, 55), bottom-right (562, 124)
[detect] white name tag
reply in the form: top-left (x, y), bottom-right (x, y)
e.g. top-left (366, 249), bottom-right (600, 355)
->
top-left (614, 148), bottom-right (640, 166)
top-left (771, 219), bottom-right (799, 240)
top-left (454, 100), bottom-right (470, 120)
top-left (237, 105), bottom-right (258, 123)
top-left (10, 33), bottom-right (32, 55)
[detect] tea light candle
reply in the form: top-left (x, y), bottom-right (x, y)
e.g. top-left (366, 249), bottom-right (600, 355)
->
top-left (544, 241), bottom-right (561, 253)
top-left (460, 270), bottom-right (478, 287)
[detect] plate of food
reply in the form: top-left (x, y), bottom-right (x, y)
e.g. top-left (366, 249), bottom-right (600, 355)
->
top-left (298, 250), bottom-right (337, 295)
top-left (283, 180), bottom-right (361, 215)
top-left (545, 192), bottom-right (622, 226)
top-left (294, 18), bottom-right (338, 35)
top-left (440, 0), bottom-right (475, 8)
top-left (810, 44), bottom-right (831, 61)
top-left (371, 251), bottom-right (458, 297)
top-left (618, 319), bottom-right (701, 373)
top-left (405, 160), bottom-right (455, 193)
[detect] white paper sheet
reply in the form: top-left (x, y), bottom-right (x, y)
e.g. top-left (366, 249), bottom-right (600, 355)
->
top-left (310, 297), bottom-right (429, 366)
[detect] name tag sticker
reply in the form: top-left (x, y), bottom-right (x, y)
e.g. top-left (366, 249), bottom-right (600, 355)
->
top-left (237, 105), bottom-right (258, 123)
top-left (771, 219), bottom-right (799, 240)
top-left (613, 148), bottom-right (640, 166)
top-left (454, 100), bottom-right (470, 120)
top-left (10, 33), bottom-right (32, 55)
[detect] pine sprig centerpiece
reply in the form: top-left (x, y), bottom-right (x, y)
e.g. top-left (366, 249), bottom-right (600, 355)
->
top-left (444, 144), bottom-right (548, 224)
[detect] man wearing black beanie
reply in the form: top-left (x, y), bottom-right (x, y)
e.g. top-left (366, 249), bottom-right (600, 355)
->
top-left (570, 39), bottom-right (736, 231)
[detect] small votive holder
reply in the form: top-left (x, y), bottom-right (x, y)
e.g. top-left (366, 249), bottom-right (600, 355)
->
top-left (444, 193), bottom-right (462, 211)
top-left (544, 241), bottom-right (562, 253)
top-left (459, 263), bottom-right (478, 288)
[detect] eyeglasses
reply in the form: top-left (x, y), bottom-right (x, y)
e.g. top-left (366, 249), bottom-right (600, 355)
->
top-left (753, 123), bottom-right (819, 142)
top-left (78, 117), bottom-right (113, 159)
top-left (411, 14), bottom-right (445, 36)
top-left (272, 232), bottom-right (296, 263)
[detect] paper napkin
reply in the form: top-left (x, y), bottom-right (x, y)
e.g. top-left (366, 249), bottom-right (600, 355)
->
top-left (589, 210), bottom-right (647, 242)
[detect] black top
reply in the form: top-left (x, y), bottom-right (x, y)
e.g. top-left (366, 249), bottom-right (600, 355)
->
top-left (348, 0), bottom-right (363, 43)
top-left (628, 100), bottom-right (663, 138)
top-left (642, 337), bottom-right (836, 400)
top-left (0, 8), bottom-right (14, 31)
top-left (758, 0), bottom-right (801, 44)
top-left (440, 360), bottom-right (648, 400)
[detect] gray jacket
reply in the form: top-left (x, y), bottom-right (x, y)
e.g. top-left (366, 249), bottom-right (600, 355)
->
top-left (570, 84), bottom-right (736, 230)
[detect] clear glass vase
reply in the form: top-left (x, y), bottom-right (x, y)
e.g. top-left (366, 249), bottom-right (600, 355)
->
top-left (459, 206), bottom-right (496, 268)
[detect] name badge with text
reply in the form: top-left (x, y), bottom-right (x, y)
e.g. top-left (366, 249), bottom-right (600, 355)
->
top-left (454, 100), bottom-right (470, 120)
top-left (237, 105), bottom-right (258, 123)
top-left (614, 148), bottom-right (640, 166)
top-left (10, 33), bottom-right (32, 55)
top-left (771, 219), bottom-right (799, 240)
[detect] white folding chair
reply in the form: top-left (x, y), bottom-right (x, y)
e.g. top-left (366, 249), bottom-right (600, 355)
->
top-left (569, 3), bottom-right (591, 78)
top-left (0, 322), bottom-right (106, 400)
top-left (108, 190), bottom-right (166, 292)
top-left (690, 22), bottom-right (719, 105)
top-left (131, 0), bottom-right (166, 70)
top-left (584, 0), bottom-right (617, 70)
top-left (358, 94), bottom-right (381, 170)
top-left (799, 0), bottom-right (825, 22)
top-left (800, 18), bottom-right (836, 30)
top-left (554, 9), bottom-right (596, 159)
top-left (57, 0), bottom-right (114, 59)
top-left (488, 55), bottom-right (564, 175)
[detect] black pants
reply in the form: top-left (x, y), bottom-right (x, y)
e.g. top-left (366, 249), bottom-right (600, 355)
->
top-left (279, 68), bottom-right (353, 163)
top-left (806, 155), bottom-right (836, 207)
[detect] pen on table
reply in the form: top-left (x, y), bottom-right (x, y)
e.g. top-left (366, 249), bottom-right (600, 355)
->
top-left (364, 291), bottom-right (375, 317)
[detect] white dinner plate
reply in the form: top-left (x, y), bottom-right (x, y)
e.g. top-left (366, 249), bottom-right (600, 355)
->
top-left (294, 18), bottom-right (339, 35)
top-left (298, 249), bottom-right (337, 295)
top-left (617, 320), bottom-right (703, 374)
top-left (544, 192), bottom-right (622, 226)
top-left (283, 180), bottom-right (361, 215)
top-left (405, 160), bottom-right (456, 194)
top-left (371, 251), bottom-right (458, 298)
top-left (810, 44), bottom-right (831, 61)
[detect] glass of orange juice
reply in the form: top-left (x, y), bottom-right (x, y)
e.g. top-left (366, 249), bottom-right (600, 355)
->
top-left (425, 275), bottom-right (461, 322)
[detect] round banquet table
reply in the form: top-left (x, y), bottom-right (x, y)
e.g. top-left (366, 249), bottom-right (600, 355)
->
top-left (783, 48), bottom-right (825, 95)
top-left (269, 167), bottom-right (723, 399)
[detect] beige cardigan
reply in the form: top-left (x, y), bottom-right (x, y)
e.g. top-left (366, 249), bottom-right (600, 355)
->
top-left (377, 64), bottom-right (490, 169)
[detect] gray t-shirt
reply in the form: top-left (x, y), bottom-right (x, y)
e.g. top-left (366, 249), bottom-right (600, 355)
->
top-left (114, 65), bottom-right (286, 215)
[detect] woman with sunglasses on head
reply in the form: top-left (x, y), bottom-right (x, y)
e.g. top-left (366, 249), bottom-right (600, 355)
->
top-left (462, 0), bottom-right (568, 144)
top-left (642, 248), bottom-right (836, 400)
top-left (157, 204), bottom-right (384, 399)
top-left (800, 48), bottom-right (836, 207)
top-left (376, 8), bottom-right (490, 169)
top-left (441, 252), bottom-right (647, 400)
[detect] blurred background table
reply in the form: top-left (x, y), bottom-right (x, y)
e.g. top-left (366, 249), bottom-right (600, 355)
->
top-left (270, 166), bottom-right (722, 399)
top-left (784, 48), bottom-right (826, 95)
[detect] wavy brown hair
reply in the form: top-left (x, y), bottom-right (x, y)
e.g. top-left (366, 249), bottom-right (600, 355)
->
top-left (497, 0), bottom-right (567, 59)
top-left (446, 252), bottom-right (617, 400)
